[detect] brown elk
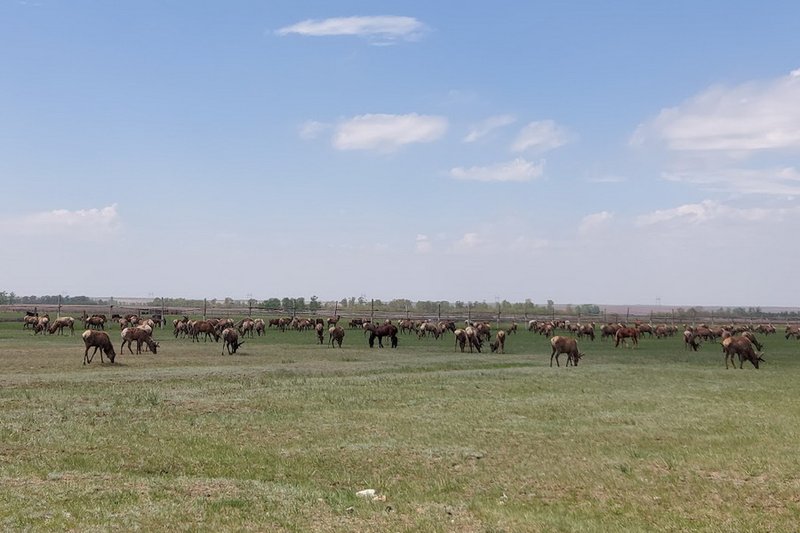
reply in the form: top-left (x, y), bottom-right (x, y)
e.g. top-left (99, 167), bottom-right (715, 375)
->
top-left (84, 315), bottom-right (106, 330)
top-left (254, 318), bottom-right (266, 336)
top-left (464, 326), bottom-right (482, 353)
top-left (48, 317), bottom-right (75, 336)
top-left (82, 330), bottom-right (116, 364)
top-left (191, 320), bottom-right (220, 342)
top-left (221, 327), bottom-right (244, 355)
top-left (550, 336), bottom-right (584, 367)
top-left (490, 330), bottom-right (506, 353)
top-left (120, 327), bottom-right (159, 355)
top-left (329, 326), bottom-right (345, 348)
top-left (365, 323), bottom-right (398, 348)
top-left (315, 323), bottom-right (325, 344)
top-left (684, 330), bottom-right (701, 351)
top-left (722, 336), bottom-right (764, 369)
top-left (614, 327), bottom-right (639, 348)
top-left (239, 318), bottom-right (255, 337)
top-left (453, 328), bottom-right (468, 352)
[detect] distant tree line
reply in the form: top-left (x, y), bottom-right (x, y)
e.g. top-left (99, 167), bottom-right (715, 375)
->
top-left (3, 291), bottom-right (798, 319)
top-left (0, 292), bottom-right (99, 305)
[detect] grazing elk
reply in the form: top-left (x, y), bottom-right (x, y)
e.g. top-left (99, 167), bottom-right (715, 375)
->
top-left (221, 327), bottom-right (244, 355)
top-left (722, 336), bottom-right (764, 369)
top-left (239, 318), bottom-right (255, 338)
top-left (48, 317), bottom-right (75, 336)
top-left (254, 318), bottom-right (266, 336)
top-left (464, 326), bottom-right (482, 353)
top-left (490, 330), bottom-right (507, 354)
top-left (365, 323), bottom-right (398, 349)
top-left (23, 314), bottom-right (39, 329)
top-left (684, 330), bottom-right (701, 351)
top-left (84, 315), bottom-right (106, 330)
top-left (82, 330), bottom-right (116, 364)
top-left (329, 326), bottom-right (345, 348)
top-left (315, 323), bottom-right (325, 344)
top-left (120, 327), bottom-right (159, 355)
top-left (191, 320), bottom-right (220, 342)
top-left (453, 328), bottom-right (468, 352)
top-left (614, 327), bottom-right (639, 348)
top-left (550, 336), bottom-right (585, 367)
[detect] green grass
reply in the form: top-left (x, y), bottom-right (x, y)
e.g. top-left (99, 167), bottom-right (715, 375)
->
top-left (1, 316), bottom-right (799, 531)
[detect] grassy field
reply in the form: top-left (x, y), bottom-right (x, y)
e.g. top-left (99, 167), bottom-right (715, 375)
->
top-left (1, 316), bottom-right (799, 532)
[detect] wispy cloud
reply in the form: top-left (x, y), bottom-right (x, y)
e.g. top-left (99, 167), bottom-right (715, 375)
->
top-left (298, 120), bottom-right (330, 140)
top-left (333, 113), bottom-right (447, 152)
top-left (511, 120), bottom-right (572, 153)
top-left (276, 16), bottom-right (426, 43)
top-left (578, 211), bottom-right (614, 234)
top-left (634, 200), bottom-right (777, 226)
top-left (463, 114), bottom-right (516, 143)
top-left (415, 234), bottom-right (432, 254)
top-left (0, 204), bottom-right (120, 237)
top-left (632, 68), bottom-right (800, 152)
top-left (662, 166), bottom-right (800, 196)
top-left (450, 232), bottom-right (483, 252)
top-left (450, 158), bottom-right (544, 182)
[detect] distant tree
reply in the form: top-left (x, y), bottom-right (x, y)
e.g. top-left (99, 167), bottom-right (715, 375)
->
top-left (309, 295), bottom-right (321, 313)
top-left (262, 298), bottom-right (281, 309)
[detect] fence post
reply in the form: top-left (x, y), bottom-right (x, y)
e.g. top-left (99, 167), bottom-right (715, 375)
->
top-left (203, 298), bottom-right (207, 320)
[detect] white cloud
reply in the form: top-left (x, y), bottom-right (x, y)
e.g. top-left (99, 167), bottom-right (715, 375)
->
top-left (578, 211), bottom-right (614, 234)
top-left (415, 234), bottom-right (432, 254)
top-left (451, 232), bottom-right (483, 252)
top-left (511, 120), bottom-right (571, 153)
top-left (634, 200), bottom-right (780, 226)
top-left (662, 166), bottom-right (800, 196)
top-left (632, 68), bottom-right (800, 152)
top-left (0, 204), bottom-right (120, 237)
top-left (463, 114), bottom-right (516, 142)
top-left (276, 16), bottom-right (426, 43)
top-left (333, 113), bottom-right (447, 152)
top-left (298, 120), bottom-right (329, 140)
top-left (450, 158), bottom-right (544, 182)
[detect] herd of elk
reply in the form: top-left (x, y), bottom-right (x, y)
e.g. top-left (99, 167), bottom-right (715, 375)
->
top-left (18, 311), bottom-right (788, 370)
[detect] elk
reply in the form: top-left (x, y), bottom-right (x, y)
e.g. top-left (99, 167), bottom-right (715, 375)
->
top-left (120, 327), bottom-right (159, 355)
top-left (329, 326), bottom-right (345, 348)
top-left (722, 336), bottom-right (764, 369)
top-left (191, 320), bottom-right (220, 342)
top-left (550, 336), bottom-right (585, 367)
top-left (82, 330), bottom-right (116, 364)
top-left (254, 318), bottom-right (266, 336)
top-left (464, 326), bottom-right (482, 353)
top-left (315, 323), bottom-right (325, 344)
top-left (614, 327), bottom-right (639, 348)
top-left (453, 328), bottom-right (468, 352)
top-left (221, 327), bottom-right (244, 355)
top-left (364, 323), bottom-right (398, 348)
top-left (684, 330), bottom-right (701, 351)
top-left (239, 318), bottom-right (255, 338)
top-left (84, 315), bottom-right (106, 330)
top-left (48, 317), bottom-right (75, 335)
top-left (490, 330), bottom-right (506, 353)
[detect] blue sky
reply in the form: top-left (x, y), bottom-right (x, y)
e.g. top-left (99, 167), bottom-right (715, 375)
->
top-left (2, 1), bottom-right (799, 307)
